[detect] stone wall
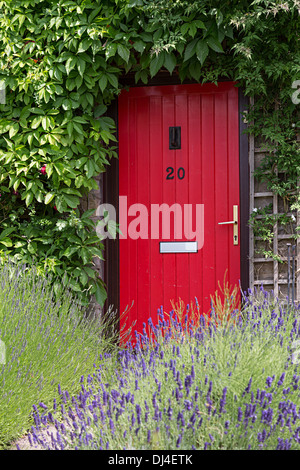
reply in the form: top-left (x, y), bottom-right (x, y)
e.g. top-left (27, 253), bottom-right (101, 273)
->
top-left (79, 173), bottom-right (104, 318)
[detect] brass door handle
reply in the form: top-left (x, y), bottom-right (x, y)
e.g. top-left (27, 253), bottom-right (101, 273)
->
top-left (218, 205), bottom-right (238, 245)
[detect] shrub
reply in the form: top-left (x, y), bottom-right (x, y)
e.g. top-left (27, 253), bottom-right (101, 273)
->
top-left (25, 288), bottom-right (300, 450)
top-left (0, 260), bottom-right (118, 447)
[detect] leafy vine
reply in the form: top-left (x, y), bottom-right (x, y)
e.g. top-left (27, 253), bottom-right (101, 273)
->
top-left (0, 0), bottom-right (298, 306)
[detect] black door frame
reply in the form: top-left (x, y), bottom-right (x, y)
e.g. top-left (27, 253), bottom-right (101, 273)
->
top-left (103, 74), bottom-right (249, 314)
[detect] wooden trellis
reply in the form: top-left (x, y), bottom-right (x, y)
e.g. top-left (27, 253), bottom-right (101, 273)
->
top-left (249, 131), bottom-right (299, 302)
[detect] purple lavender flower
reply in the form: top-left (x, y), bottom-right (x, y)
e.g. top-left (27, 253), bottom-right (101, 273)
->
top-left (206, 380), bottom-right (213, 398)
top-left (219, 387), bottom-right (227, 414)
top-left (184, 375), bottom-right (193, 391)
top-left (109, 418), bottom-right (115, 435)
top-left (277, 373), bottom-right (285, 386)
top-left (38, 402), bottom-right (47, 410)
top-left (266, 376), bottom-right (274, 388)
top-left (176, 434), bottom-right (182, 448)
top-left (177, 411), bottom-right (185, 427)
top-left (244, 378), bottom-right (252, 395)
top-left (167, 405), bottom-right (173, 420)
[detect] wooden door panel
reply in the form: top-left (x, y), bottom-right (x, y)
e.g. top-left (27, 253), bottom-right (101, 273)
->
top-left (118, 82), bottom-right (240, 339)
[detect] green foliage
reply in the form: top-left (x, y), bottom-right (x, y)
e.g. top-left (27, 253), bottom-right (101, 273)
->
top-left (0, 0), bottom-right (120, 305)
top-left (22, 290), bottom-right (300, 450)
top-left (230, 1), bottom-right (300, 258)
top-left (0, 261), bottom-right (118, 447)
top-left (0, 205), bottom-right (106, 303)
top-left (0, 0), bottom-right (299, 301)
top-left (249, 203), bottom-right (296, 260)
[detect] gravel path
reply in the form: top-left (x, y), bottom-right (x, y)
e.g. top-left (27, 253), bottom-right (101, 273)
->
top-left (9, 424), bottom-right (60, 450)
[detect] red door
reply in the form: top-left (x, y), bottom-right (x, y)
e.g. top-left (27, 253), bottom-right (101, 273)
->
top-left (118, 82), bottom-right (240, 339)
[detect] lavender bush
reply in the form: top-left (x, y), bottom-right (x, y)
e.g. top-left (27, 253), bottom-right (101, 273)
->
top-left (0, 261), bottom-right (118, 448)
top-left (26, 288), bottom-right (300, 450)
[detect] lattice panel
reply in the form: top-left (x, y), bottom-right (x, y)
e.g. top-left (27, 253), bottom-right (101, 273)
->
top-left (249, 132), bottom-right (299, 302)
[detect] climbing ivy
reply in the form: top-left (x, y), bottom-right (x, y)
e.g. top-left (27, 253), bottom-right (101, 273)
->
top-left (0, 0), bottom-right (299, 306)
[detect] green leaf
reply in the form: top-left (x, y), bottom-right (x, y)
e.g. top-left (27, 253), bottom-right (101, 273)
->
top-left (80, 247), bottom-right (90, 265)
top-left (9, 123), bottom-right (19, 138)
top-left (189, 23), bottom-right (197, 38)
top-left (88, 246), bottom-right (104, 259)
top-left (94, 104), bottom-right (107, 118)
top-left (133, 41), bottom-right (146, 53)
top-left (65, 56), bottom-right (77, 75)
top-left (66, 78), bottom-right (76, 91)
top-left (61, 187), bottom-right (81, 196)
top-left (95, 281), bottom-right (107, 307)
top-left (45, 192), bottom-right (55, 204)
top-left (81, 208), bottom-right (96, 219)
top-left (86, 93), bottom-right (94, 107)
top-left (78, 38), bottom-right (91, 53)
top-left (27, 133), bottom-right (34, 146)
top-left (27, 242), bottom-right (37, 254)
top-left (194, 20), bottom-right (206, 29)
top-left (225, 25), bottom-right (234, 40)
top-left (62, 99), bottom-right (72, 111)
top-left (25, 191), bottom-right (34, 206)
top-left (183, 38), bottom-right (198, 62)
top-left (13, 179), bottom-right (20, 191)
top-left (189, 61), bottom-right (201, 80)
top-left (62, 246), bottom-right (78, 258)
top-left (68, 234), bottom-right (82, 245)
top-left (0, 239), bottom-right (12, 247)
top-left (105, 43), bottom-right (117, 59)
top-left (42, 116), bottom-right (50, 131)
top-left (150, 53), bottom-right (165, 78)
top-left (30, 108), bottom-right (45, 115)
top-left (181, 23), bottom-right (190, 36)
top-left (77, 57), bottom-right (86, 77)
top-left (117, 44), bottom-right (130, 63)
top-left (164, 53), bottom-right (176, 75)
top-left (107, 73), bottom-right (119, 89)
top-left (35, 190), bottom-right (44, 203)
top-left (67, 121), bottom-right (73, 137)
top-left (0, 227), bottom-right (15, 241)
top-left (55, 85), bottom-right (64, 95)
top-left (31, 116), bottom-right (42, 129)
top-left (83, 266), bottom-right (96, 278)
top-left (86, 160), bottom-right (95, 179)
top-left (73, 122), bottom-right (84, 134)
top-left (207, 36), bottom-right (223, 53)
top-left (73, 116), bottom-right (88, 124)
top-left (99, 75), bottom-right (108, 93)
top-left (75, 75), bottom-right (83, 89)
top-left (80, 270), bottom-right (89, 286)
top-left (153, 27), bottom-right (163, 42)
top-left (63, 194), bottom-right (79, 208)
top-left (14, 240), bottom-right (27, 248)
top-left (196, 40), bottom-right (209, 65)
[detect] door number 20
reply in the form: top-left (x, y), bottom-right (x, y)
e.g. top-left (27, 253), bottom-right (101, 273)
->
top-left (166, 167), bottom-right (185, 180)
